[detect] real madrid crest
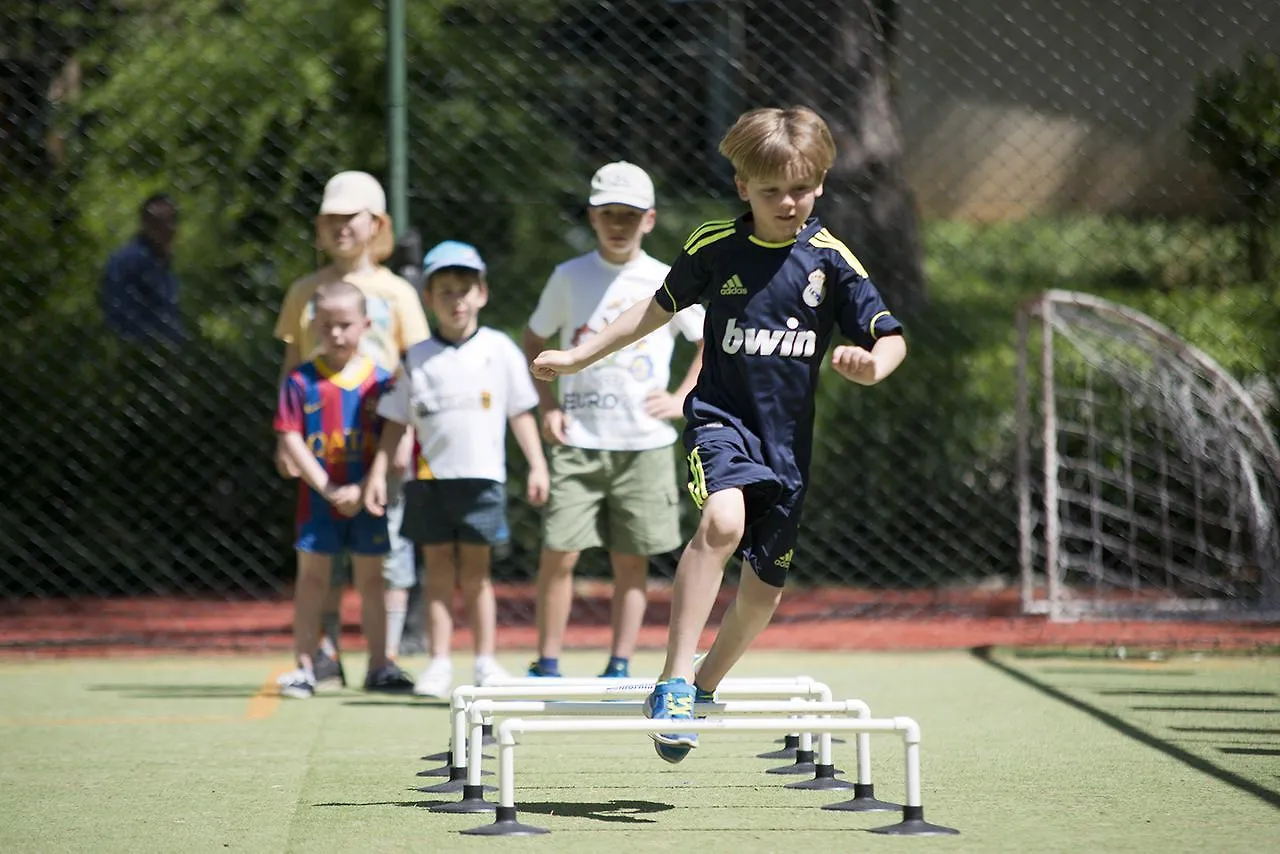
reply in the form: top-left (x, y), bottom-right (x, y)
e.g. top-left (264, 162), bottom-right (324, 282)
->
top-left (803, 269), bottom-right (826, 307)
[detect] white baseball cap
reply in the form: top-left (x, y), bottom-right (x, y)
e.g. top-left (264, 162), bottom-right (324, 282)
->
top-left (589, 161), bottom-right (655, 209)
top-left (319, 171), bottom-right (387, 215)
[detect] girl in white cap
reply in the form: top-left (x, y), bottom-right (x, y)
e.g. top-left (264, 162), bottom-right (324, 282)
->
top-left (273, 171), bottom-right (429, 693)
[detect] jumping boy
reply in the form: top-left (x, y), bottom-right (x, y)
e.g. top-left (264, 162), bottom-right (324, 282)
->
top-left (522, 161), bottom-right (705, 679)
top-left (532, 107), bottom-right (908, 761)
top-left (366, 241), bottom-right (550, 697)
top-left (274, 280), bottom-right (415, 698)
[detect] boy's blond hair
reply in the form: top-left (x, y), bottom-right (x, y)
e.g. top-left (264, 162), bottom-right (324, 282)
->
top-left (718, 107), bottom-right (836, 181)
top-left (314, 213), bottom-right (396, 264)
top-left (313, 279), bottom-right (368, 316)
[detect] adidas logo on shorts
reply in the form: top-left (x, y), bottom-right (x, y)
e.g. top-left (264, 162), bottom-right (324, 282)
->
top-left (719, 275), bottom-right (747, 296)
top-left (774, 549), bottom-right (794, 569)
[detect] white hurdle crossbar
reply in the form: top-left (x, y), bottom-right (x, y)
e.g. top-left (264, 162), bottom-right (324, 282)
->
top-left (423, 677), bottom-right (840, 789)
top-left (458, 716), bottom-right (958, 837)
top-left (428, 698), bottom-right (889, 816)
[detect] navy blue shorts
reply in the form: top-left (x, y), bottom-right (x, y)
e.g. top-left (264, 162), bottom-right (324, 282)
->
top-left (683, 422), bottom-right (804, 588)
top-left (401, 478), bottom-right (510, 547)
top-left (296, 511), bottom-right (390, 556)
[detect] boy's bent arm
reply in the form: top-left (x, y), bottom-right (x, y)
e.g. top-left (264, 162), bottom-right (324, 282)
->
top-left (532, 297), bottom-right (672, 380)
top-left (279, 431), bottom-right (335, 496)
top-left (871, 334), bottom-right (907, 381)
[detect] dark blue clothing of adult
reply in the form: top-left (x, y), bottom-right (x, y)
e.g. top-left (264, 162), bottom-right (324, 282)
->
top-left (100, 236), bottom-right (186, 347)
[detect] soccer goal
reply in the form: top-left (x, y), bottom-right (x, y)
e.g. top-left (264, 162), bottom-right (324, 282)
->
top-left (1016, 290), bottom-right (1280, 621)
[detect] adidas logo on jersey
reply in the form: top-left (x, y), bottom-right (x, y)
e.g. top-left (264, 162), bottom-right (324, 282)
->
top-left (719, 275), bottom-right (747, 296)
top-left (721, 317), bottom-right (816, 358)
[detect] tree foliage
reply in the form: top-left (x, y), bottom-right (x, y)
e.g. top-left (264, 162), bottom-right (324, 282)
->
top-left (1188, 51), bottom-right (1280, 281)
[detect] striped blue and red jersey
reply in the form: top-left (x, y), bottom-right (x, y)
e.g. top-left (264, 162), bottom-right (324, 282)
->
top-left (273, 355), bottom-right (392, 523)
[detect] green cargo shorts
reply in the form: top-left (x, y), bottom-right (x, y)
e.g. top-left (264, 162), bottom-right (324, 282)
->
top-left (542, 445), bottom-right (683, 555)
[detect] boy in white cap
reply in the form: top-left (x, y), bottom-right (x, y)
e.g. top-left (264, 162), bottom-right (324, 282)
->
top-left (521, 162), bottom-right (706, 678)
top-left (274, 170), bottom-right (428, 690)
top-left (367, 241), bottom-right (549, 696)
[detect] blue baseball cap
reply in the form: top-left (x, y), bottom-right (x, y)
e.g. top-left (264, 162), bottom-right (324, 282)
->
top-left (422, 240), bottom-right (487, 279)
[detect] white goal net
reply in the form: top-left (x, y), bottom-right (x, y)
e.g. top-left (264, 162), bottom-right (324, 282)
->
top-left (1016, 290), bottom-right (1280, 621)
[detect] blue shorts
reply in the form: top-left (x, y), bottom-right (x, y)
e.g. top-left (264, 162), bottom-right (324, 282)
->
top-left (401, 478), bottom-right (509, 547)
top-left (329, 471), bottom-right (417, 589)
top-left (683, 422), bottom-right (804, 588)
top-left (296, 510), bottom-right (390, 556)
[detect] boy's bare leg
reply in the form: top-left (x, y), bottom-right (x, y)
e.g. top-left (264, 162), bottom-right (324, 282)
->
top-left (383, 587), bottom-right (409, 659)
top-left (659, 488), bottom-right (746, 683)
top-left (421, 544), bottom-right (459, 659)
top-left (319, 585), bottom-right (343, 655)
top-left (458, 543), bottom-right (496, 656)
top-left (294, 552), bottom-right (333, 670)
top-left (351, 555), bottom-right (390, 672)
top-left (607, 551), bottom-right (649, 659)
top-left (686, 563), bottom-right (782, 692)
top-left (533, 549), bottom-right (579, 658)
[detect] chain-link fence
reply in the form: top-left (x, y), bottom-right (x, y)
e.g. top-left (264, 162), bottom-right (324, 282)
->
top-left (3, 2), bottom-right (1278, 631)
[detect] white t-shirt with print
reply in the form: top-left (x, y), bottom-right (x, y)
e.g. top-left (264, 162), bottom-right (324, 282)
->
top-left (527, 251), bottom-right (706, 451)
top-left (378, 327), bottom-right (538, 483)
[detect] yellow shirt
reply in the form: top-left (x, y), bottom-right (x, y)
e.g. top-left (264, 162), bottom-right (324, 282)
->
top-left (274, 265), bottom-right (430, 372)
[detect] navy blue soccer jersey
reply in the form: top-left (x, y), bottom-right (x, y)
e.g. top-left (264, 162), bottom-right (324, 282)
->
top-left (655, 213), bottom-right (902, 494)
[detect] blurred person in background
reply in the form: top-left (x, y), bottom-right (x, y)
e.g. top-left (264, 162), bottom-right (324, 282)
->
top-left (100, 193), bottom-right (186, 349)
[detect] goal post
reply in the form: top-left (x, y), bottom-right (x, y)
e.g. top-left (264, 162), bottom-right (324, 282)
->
top-left (1016, 290), bottom-right (1280, 621)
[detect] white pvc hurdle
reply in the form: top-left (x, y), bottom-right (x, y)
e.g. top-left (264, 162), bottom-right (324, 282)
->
top-left (429, 698), bottom-right (898, 816)
top-left (479, 675), bottom-right (836, 761)
top-left (459, 716), bottom-right (959, 837)
top-left (419, 677), bottom-right (837, 792)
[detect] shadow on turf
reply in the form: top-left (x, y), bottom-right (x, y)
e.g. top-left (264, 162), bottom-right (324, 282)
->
top-left (517, 799), bottom-right (673, 823)
top-left (311, 797), bottom-right (673, 824)
top-left (1169, 726), bottom-right (1280, 735)
top-left (971, 646), bottom-right (1280, 809)
top-left (1095, 689), bottom-right (1278, 698)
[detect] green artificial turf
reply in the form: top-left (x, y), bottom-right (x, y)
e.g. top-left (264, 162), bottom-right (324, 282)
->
top-left (1, 649), bottom-right (1276, 853)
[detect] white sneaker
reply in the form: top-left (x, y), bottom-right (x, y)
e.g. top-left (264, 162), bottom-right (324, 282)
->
top-left (413, 658), bottom-right (453, 698)
top-left (473, 657), bottom-right (511, 686)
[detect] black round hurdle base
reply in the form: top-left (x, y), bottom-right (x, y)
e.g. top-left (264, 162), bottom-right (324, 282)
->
top-left (418, 763), bottom-right (492, 780)
top-left (821, 782), bottom-right (901, 812)
top-left (481, 723), bottom-right (497, 746)
top-left (773, 735), bottom-right (844, 745)
top-left (416, 767), bottom-right (497, 795)
top-left (758, 734), bottom-right (801, 759)
top-left (421, 749), bottom-right (493, 764)
top-left (767, 749), bottom-right (818, 775)
top-left (429, 784), bottom-right (495, 814)
top-left (868, 805), bottom-right (959, 835)
top-left (784, 762), bottom-right (854, 790)
top-left (460, 806), bottom-right (549, 836)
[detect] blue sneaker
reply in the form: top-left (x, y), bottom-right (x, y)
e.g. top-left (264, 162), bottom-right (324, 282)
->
top-left (599, 659), bottom-right (629, 678)
top-left (526, 660), bottom-right (561, 677)
top-left (643, 678), bottom-right (697, 763)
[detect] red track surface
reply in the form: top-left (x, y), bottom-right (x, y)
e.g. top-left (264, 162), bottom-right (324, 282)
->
top-left (3, 583), bottom-right (1277, 659)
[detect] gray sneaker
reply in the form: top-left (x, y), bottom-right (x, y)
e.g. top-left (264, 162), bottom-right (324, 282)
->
top-left (313, 648), bottom-right (346, 692)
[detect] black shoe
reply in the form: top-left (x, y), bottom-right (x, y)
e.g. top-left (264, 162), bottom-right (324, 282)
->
top-left (313, 648), bottom-right (346, 692)
top-left (365, 662), bottom-right (415, 693)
